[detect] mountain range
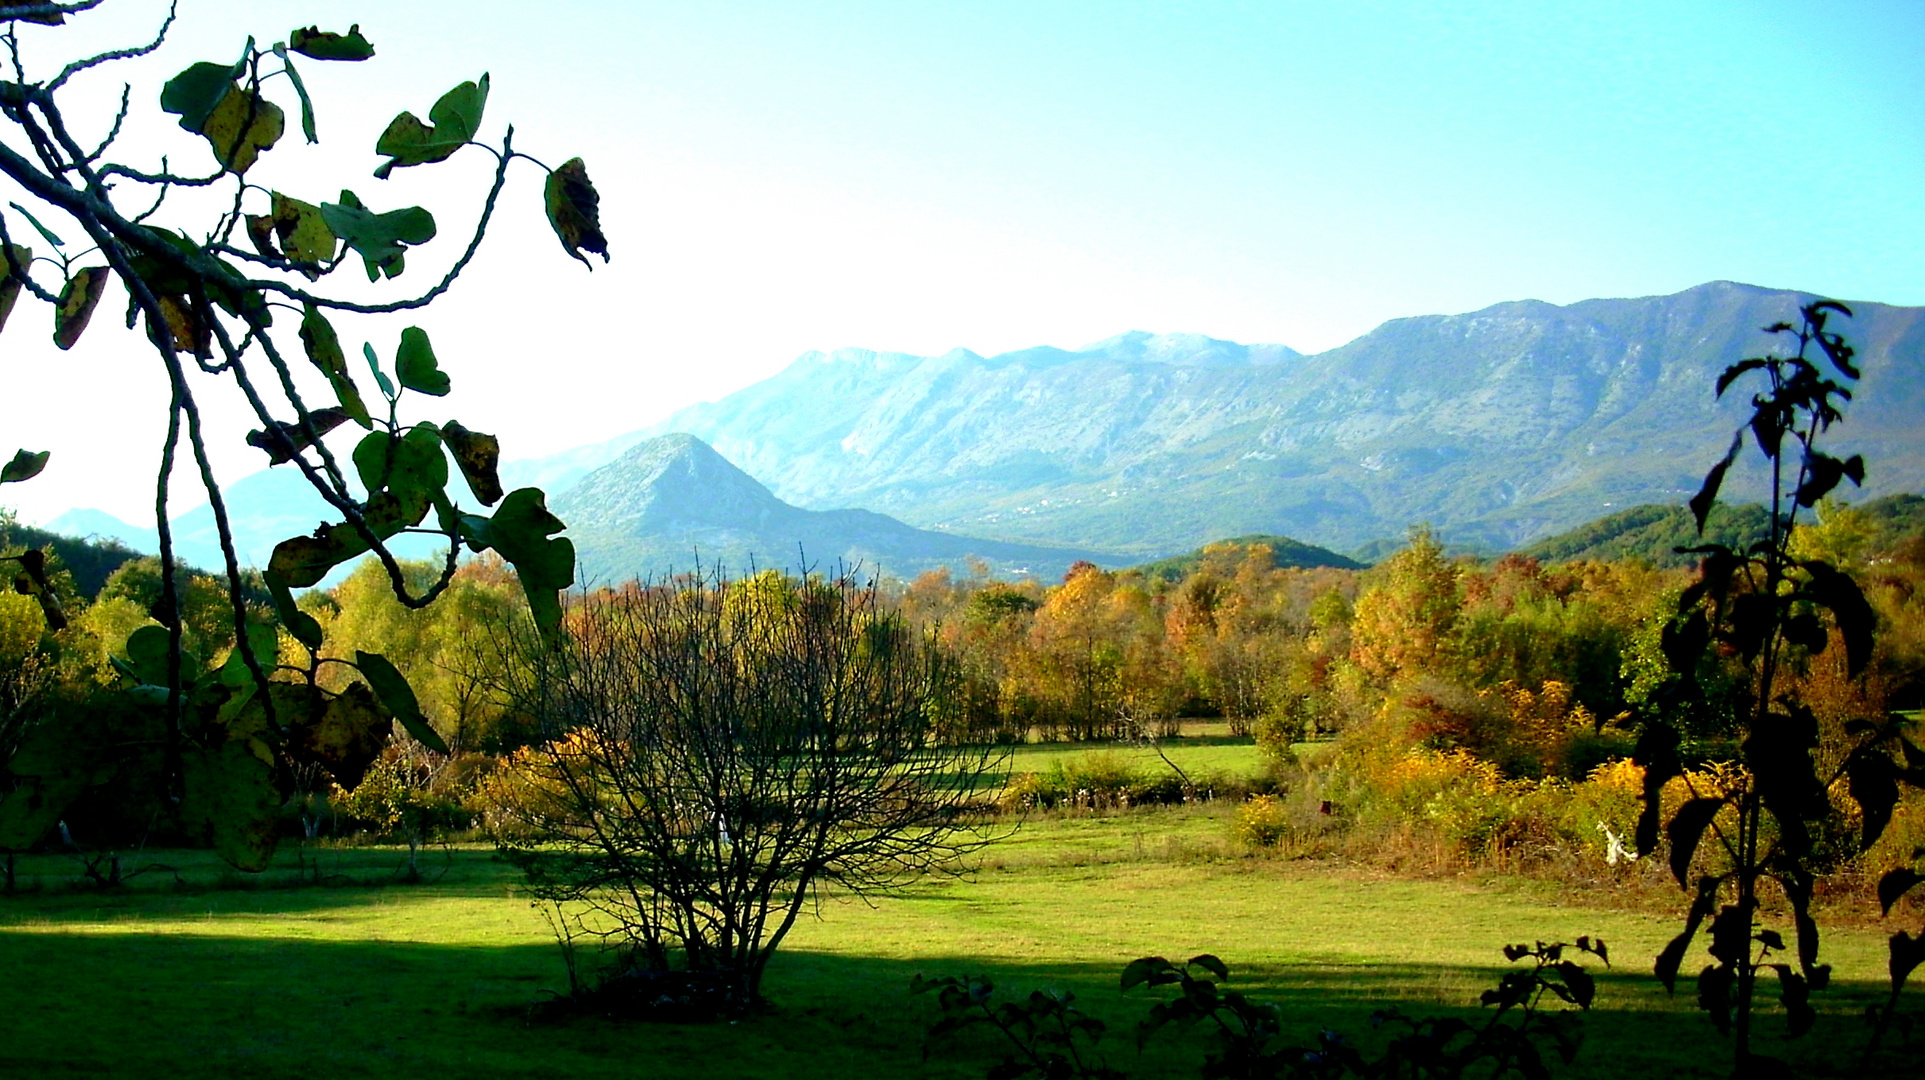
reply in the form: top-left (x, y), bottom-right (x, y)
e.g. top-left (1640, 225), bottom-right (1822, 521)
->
top-left (39, 280), bottom-right (1925, 580)
top-left (583, 281), bottom-right (1920, 554)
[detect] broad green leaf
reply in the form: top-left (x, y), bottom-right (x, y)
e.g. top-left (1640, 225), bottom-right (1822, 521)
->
top-left (320, 190), bottom-right (436, 281)
top-left (298, 306), bottom-right (371, 428)
top-left (373, 74), bottom-right (489, 177)
top-left (353, 423), bottom-right (448, 514)
top-left (181, 739), bottom-right (284, 871)
top-left (53, 266), bottom-right (109, 350)
top-left (442, 421), bottom-right (503, 505)
top-left (1, 448), bottom-right (48, 484)
top-left (394, 326), bottom-right (451, 396)
top-left (0, 243), bottom-right (29, 336)
top-left (159, 60), bottom-right (241, 132)
top-left (288, 25), bottom-right (376, 62)
top-left (544, 158), bottom-right (609, 267)
top-left (354, 650), bottom-right (449, 753)
top-left (124, 623), bottom-right (177, 686)
top-left (264, 568), bottom-right (324, 649)
top-left (7, 202), bottom-right (63, 248)
top-left (484, 487), bottom-right (575, 642)
top-left (362, 340), bottom-right (396, 399)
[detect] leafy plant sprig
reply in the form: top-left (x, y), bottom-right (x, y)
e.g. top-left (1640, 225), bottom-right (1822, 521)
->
top-left (0, 2), bottom-right (605, 869)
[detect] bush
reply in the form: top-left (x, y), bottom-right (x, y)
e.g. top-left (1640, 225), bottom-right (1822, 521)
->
top-left (1235, 794), bottom-right (1289, 847)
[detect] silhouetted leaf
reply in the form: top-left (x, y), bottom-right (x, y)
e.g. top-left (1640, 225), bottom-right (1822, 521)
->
top-left (394, 326), bottom-right (450, 396)
top-left (1697, 964), bottom-right (1733, 1034)
top-left (1891, 932), bottom-right (1925, 993)
top-left (441, 420), bottom-right (502, 505)
top-left (1716, 357), bottom-right (1768, 398)
top-left (1848, 749), bottom-right (1901, 850)
top-left (1781, 612), bottom-right (1826, 654)
top-left (1690, 434), bottom-right (1742, 531)
top-left (1188, 954), bottom-right (1229, 982)
top-left (1634, 722), bottom-right (1682, 856)
top-left (289, 24), bottom-right (375, 61)
top-left (291, 682), bottom-right (392, 787)
top-left (1802, 561), bottom-right (1874, 676)
top-left (1726, 591), bottom-right (1776, 662)
top-left (374, 75), bottom-right (488, 177)
top-left (1558, 962), bottom-right (1595, 1009)
top-left (298, 305), bottom-right (371, 428)
top-left (545, 157), bottom-right (609, 267)
top-left (1770, 966), bottom-right (1814, 1038)
top-left (1, 448), bottom-right (47, 484)
top-left (1120, 957), bottom-right (1169, 990)
top-left (1668, 798), bottom-right (1725, 887)
top-left (1661, 610), bottom-right (1711, 676)
top-left (268, 523), bottom-right (371, 588)
top-left (1656, 878), bottom-right (1717, 992)
top-left (0, 243), bottom-right (29, 336)
top-left (53, 265), bottom-right (108, 349)
top-left (1795, 452), bottom-right (1864, 507)
top-left (245, 408), bottom-right (352, 465)
top-left (1879, 869), bottom-right (1925, 916)
top-left (354, 650), bottom-right (448, 753)
top-left (264, 569), bottom-right (323, 649)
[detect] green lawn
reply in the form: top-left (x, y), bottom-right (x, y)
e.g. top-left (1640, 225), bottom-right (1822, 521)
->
top-left (0, 810), bottom-right (1912, 1078)
top-left (1003, 721), bottom-right (1273, 782)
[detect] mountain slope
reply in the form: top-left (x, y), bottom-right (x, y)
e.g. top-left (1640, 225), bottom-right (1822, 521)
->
top-left (551, 433), bottom-right (1116, 582)
top-left (597, 283), bottom-right (1924, 555)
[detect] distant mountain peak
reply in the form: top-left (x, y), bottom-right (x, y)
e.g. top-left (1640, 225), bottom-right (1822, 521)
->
top-left (552, 433), bottom-right (784, 536)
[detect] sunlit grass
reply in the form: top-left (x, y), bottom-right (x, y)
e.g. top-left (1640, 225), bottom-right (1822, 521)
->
top-left (0, 810), bottom-right (1909, 1078)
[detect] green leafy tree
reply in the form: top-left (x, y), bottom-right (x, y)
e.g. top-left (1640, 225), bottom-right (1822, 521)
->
top-left (0, 2), bottom-right (601, 867)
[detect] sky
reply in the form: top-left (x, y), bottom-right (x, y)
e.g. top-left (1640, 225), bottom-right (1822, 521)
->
top-left (2, 0), bottom-right (1922, 526)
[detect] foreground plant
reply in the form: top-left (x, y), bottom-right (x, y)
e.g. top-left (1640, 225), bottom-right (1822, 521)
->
top-left (918, 941), bottom-right (1606, 1079)
top-left (1633, 300), bottom-right (1919, 1074)
top-left (0, 2), bottom-right (601, 867)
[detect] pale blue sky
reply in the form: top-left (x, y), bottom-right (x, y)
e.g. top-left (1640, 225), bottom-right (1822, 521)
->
top-left (4, 0), bottom-right (1921, 523)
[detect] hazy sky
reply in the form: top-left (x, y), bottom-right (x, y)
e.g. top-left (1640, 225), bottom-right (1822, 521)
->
top-left (3, 0), bottom-right (1921, 525)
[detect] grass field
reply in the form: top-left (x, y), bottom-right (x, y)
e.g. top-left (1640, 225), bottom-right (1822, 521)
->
top-left (0, 807), bottom-right (1911, 1078)
top-left (1002, 721), bottom-right (1276, 783)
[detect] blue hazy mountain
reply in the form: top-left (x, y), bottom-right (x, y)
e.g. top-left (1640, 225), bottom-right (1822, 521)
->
top-left (537, 283), bottom-right (1923, 555)
top-left (551, 433), bottom-right (1114, 582)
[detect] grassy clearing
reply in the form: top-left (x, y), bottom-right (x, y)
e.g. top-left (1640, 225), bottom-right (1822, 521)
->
top-left (1003, 721), bottom-right (1274, 783)
top-left (0, 810), bottom-right (1909, 1078)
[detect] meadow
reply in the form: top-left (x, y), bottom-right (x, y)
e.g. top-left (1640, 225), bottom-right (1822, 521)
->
top-left (0, 805), bottom-right (1907, 1079)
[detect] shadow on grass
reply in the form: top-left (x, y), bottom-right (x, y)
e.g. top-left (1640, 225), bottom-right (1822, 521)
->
top-left (0, 917), bottom-right (1913, 1080)
top-left (0, 845), bottom-right (524, 917)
